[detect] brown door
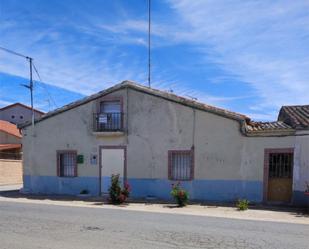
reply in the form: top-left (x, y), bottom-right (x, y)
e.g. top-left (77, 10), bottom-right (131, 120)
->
top-left (267, 152), bottom-right (293, 203)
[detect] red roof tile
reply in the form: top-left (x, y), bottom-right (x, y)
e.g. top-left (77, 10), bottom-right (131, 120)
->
top-left (0, 120), bottom-right (22, 138)
top-left (0, 144), bottom-right (21, 151)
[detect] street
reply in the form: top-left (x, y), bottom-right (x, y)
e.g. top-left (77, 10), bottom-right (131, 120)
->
top-left (0, 201), bottom-right (308, 249)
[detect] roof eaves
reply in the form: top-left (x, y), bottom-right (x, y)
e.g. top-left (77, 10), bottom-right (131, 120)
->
top-left (19, 80), bottom-right (249, 129)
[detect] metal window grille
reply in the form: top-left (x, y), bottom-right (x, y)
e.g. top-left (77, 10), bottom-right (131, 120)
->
top-left (170, 151), bottom-right (192, 181)
top-left (59, 152), bottom-right (76, 177)
top-left (269, 153), bottom-right (293, 178)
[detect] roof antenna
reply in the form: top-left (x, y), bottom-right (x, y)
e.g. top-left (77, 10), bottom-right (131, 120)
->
top-left (147, 0), bottom-right (151, 88)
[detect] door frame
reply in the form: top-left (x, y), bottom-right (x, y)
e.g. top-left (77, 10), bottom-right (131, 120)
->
top-left (263, 148), bottom-right (294, 203)
top-left (98, 145), bottom-right (127, 196)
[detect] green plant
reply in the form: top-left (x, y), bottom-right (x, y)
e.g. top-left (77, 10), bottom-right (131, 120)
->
top-left (170, 182), bottom-right (189, 207)
top-left (236, 199), bottom-right (250, 211)
top-left (109, 174), bottom-right (131, 204)
top-left (80, 189), bottom-right (89, 195)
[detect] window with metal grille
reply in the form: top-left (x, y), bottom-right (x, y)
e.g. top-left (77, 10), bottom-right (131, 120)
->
top-left (269, 153), bottom-right (293, 178)
top-left (57, 151), bottom-right (77, 177)
top-left (168, 150), bottom-right (193, 181)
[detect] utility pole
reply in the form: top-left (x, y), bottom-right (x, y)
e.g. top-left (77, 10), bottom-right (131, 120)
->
top-left (21, 57), bottom-right (35, 133)
top-left (0, 46), bottom-right (36, 132)
top-left (29, 57), bottom-right (34, 132)
top-left (148, 0), bottom-right (151, 88)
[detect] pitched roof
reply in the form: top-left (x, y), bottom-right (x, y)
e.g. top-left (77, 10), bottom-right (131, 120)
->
top-left (17, 80), bottom-right (308, 135)
top-left (0, 120), bottom-right (22, 138)
top-left (0, 102), bottom-right (45, 115)
top-left (19, 81), bottom-right (249, 129)
top-left (278, 105), bottom-right (309, 129)
top-left (0, 144), bottom-right (21, 151)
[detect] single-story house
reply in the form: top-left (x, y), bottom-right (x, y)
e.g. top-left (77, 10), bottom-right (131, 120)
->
top-left (19, 81), bottom-right (309, 206)
top-left (0, 120), bottom-right (22, 160)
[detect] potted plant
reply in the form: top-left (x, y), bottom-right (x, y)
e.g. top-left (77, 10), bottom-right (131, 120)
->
top-left (170, 182), bottom-right (189, 207)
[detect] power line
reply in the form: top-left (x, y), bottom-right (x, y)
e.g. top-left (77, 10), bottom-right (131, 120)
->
top-left (32, 62), bottom-right (58, 110)
top-left (0, 46), bottom-right (34, 131)
top-left (0, 46), bottom-right (31, 59)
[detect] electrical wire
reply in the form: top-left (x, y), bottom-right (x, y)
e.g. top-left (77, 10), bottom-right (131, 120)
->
top-left (0, 46), bottom-right (31, 60)
top-left (32, 62), bottom-right (58, 109)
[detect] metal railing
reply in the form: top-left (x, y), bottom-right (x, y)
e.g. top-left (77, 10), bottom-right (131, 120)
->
top-left (93, 112), bottom-right (124, 132)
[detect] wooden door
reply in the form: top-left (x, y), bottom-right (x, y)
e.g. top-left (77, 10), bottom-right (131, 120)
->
top-left (267, 152), bottom-right (293, 203)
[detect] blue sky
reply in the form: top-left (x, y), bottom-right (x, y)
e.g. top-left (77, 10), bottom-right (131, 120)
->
top-left (0, 0), bottom-right (309, 120)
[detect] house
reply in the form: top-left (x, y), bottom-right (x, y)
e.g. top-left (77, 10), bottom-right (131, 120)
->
top-left (19, 81), bottom-right (309, 206)
top-left (0, 120), bottom-right (22, 159)
top-left (0, 102), bottom-right (44, 125)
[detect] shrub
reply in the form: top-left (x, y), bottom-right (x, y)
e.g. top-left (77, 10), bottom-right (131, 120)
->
top-left (237, 199), bottom-right (250, 211)
top-left (171, 182), bottom-right (189, 207)
top-left (109, 174), bottom-right (131, 204)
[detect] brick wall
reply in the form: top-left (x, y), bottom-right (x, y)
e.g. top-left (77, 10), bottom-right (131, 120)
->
top-left (0, 159), bottom-right (22, 185)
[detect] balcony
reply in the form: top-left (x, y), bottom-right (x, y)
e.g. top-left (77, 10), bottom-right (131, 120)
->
top-left (93, 113), bottom-right (124, 136)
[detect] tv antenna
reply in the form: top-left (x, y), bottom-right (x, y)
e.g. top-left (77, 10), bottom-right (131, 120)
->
top-left (147, 0), bottom-right (151, 88)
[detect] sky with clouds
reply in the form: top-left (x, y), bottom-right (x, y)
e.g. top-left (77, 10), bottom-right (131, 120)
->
top-left (0, 0), bottom-right (308, 120)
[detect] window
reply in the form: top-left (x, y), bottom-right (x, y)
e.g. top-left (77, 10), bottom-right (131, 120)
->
top-left (20, 115), bottom-right (23, 119)
top-left (168, 150), bottom-right (193, 181)
top-left (96, 100), bottom-right (122, 131)
top-left (57, 151), bottom-right (77, 177)
top-left (269, 153), bottom-right (293, 178)
top-left (11, 115), bottom-right (15, 119)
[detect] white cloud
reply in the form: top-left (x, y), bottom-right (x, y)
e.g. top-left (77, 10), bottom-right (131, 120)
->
top-left (168, 0), bottom-right (309, 110)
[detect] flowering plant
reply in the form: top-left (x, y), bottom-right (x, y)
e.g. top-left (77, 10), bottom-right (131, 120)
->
top-left (170, 182), bottom-right (189, 207)
top-left (109, 174), bottom-right (131, 204)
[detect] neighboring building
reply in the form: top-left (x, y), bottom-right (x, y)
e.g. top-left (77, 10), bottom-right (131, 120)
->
top-left (19, 81), bottom-right (309, 206)
top-left (0, 120), bottom-right (22, 159)
top-left (0, 102), bottom-right (44, 125)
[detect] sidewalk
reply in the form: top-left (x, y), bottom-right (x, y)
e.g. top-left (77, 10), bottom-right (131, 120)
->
top-left (0, 192), bottom-right (308, 225)
top-left (0, 184), bottom-right (22, 191)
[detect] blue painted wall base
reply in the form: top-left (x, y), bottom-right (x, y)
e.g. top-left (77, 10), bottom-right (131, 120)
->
top-left (24, 175), bottom-right (263, 202)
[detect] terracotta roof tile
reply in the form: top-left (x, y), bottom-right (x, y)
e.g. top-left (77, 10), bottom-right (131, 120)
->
top-left (246, 121), bottom-right (293, 132)
top-left (0, 144), bottom-right (21, 151)
top-left (0, 120), bottom-right (22, 138)
top-left (278, 105), bottom-right (309, 129)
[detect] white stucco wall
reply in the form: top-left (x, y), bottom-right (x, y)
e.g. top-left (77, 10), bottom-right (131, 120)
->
top-left (21, 86), bottom-right (308, 203)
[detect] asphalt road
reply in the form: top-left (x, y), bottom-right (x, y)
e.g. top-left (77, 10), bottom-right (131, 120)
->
top-left (0, 201), bottom-right (308, 249)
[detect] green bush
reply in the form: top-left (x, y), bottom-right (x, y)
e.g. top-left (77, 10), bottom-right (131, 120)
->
top-left (109, 174), bottom-right (131, 204)
top-left (170, 182), bottom-right (189, 207)
top-left (236, 199), bottom-right (250, 211)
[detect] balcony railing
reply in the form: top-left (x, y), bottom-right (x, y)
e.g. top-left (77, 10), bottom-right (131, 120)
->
top-left (93, 112), bottom-right (124, 132)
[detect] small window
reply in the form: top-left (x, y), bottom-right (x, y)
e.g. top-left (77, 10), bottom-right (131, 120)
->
top-left (168, 150), bottom-right (193, 181)
top-left (20, 115), bottom-right (23, 119)
top-left (11, 115), bottom-right (15, 119)
top-left (57, 151), bottom-right (77, 177)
